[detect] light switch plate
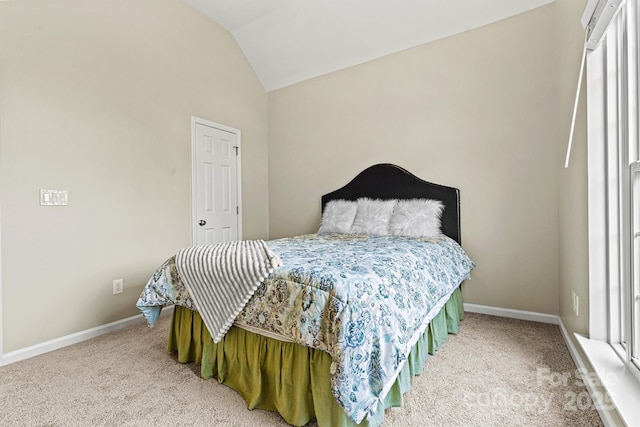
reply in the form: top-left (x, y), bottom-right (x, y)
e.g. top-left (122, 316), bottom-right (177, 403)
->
top-left (40, 189), bottom-right (68, 206)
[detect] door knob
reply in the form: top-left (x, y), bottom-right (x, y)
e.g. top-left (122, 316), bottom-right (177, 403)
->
top-left (199, 220), bottom-right (206, 226)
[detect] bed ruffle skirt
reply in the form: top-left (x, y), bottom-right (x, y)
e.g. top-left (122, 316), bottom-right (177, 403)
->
top-left (168, 287), bottom-right (464, 427)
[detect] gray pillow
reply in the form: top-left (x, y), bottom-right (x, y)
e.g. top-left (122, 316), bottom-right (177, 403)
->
top-left (389, 199), bottom-right (443, 238)
top-left (350, 198), bottom-right (397, 235)
top-left (318, 200), bottom-right (358, 234)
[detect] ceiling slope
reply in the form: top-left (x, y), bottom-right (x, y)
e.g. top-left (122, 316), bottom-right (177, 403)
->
top-left (183, 0), bottom-right (554, 91)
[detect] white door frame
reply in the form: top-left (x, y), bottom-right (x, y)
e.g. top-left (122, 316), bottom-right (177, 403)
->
top-left (190, 116), bottom-right (242, 245)
top-left (0, 183), bottom-right (4, 366)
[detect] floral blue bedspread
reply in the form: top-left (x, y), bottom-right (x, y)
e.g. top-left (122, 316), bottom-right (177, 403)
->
top-left (136, 233), bottom-right (474, 424)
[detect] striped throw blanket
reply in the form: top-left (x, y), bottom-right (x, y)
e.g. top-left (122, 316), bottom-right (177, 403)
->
top-left (175, 240), bottom-right (283, 343)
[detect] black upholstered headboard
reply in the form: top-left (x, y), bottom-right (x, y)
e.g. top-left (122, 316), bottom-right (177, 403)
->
top-left (321, 163), bottom-right (461, 244)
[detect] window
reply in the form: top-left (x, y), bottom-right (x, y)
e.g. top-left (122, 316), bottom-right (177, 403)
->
top-left (602, 0), bottom-right (640, 380)
top-left (632, 161), bottom-right (640, 370)
top-left (586, 0), bottom-right (640, 399)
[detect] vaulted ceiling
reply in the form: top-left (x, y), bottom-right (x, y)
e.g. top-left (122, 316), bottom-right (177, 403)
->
top-left (182, 0), bottom-right (554, 91)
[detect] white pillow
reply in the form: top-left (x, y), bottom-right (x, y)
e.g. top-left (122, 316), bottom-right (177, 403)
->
top-left (318, 200), bottom-right (358, 234)
top-left (350, 198), bottom-right (397, 235)
top-left (389, 199), bottom-right (444, 239)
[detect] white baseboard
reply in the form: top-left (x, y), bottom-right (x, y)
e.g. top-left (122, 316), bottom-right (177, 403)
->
top-left (0, 304), bottom-right (559, 367)
top-left (0, 306), bottom-right (174, 367)
top-left (558, 319), bottom-right (618, 427)
top-left (464, 303), bottom-right (560, 325)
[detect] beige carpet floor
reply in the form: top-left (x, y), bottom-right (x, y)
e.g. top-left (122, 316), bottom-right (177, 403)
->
top-left (0, 312), bottom-right (604, 427)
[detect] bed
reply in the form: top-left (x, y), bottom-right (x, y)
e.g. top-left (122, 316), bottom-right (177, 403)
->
top-left (136, 163), bottom-right (475, 427)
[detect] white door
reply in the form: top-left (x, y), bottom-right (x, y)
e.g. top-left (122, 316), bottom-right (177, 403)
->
top-left (192, 118), bottom-right (241, 246)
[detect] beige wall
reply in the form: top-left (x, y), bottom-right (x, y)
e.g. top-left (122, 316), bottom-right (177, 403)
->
top-left (556, 0), bottom-right (590, 342)
top-left (0, 0), bottom-right (268, 352)
top-left (0, 0), bottom-right (600, 370)
top-left (268, 5), bottom-right (561, 315)
top-left (555, 3), bottom-right (624, 422)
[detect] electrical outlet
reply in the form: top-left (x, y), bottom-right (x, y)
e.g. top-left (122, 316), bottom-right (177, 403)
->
top-left (40, 189), bottom-right (68, 206)
top-left (113, 278), bottom-right (124, 295)
top-left (570, 290), bottom-right (579, 316)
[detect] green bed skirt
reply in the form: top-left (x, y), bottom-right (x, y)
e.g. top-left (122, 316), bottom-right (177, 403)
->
top-left (167, 287), bottom-right (464, 427)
